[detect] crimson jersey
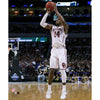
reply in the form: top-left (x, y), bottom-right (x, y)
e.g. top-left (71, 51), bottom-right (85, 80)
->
top-left (51, 25), bottom-right (68, 48)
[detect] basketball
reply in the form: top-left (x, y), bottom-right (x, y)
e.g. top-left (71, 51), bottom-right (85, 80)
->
top-left (45, 1), bottom-right (55, 11)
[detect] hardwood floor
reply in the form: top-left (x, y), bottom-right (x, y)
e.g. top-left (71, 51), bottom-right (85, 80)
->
top-left (9, 82), bottom-right (91, 100)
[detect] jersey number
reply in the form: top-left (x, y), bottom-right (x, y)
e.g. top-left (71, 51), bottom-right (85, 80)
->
top-left (54, 31), bottom-right (60, 38)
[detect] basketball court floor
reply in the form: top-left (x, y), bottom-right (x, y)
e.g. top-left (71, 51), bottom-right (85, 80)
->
top-left (9, 82), bottom-right (91, 100)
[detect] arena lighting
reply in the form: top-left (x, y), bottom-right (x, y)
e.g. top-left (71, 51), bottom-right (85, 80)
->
top-left (14, 11), bottom-right (19, 15)
top-left (44, 8), bottom-right (46, 10)
top-left (29, 11), bottom-right (34, 15)
top-left (67, 8), bottom-right (69, 10)
top-left (19, 39), bottom-right (32, 42)
top-left (19, 37), bottom-right (47, 42)
top-left (23, 5), bottom-right (28, 7)
top-left (88, 23), bottom-right (91, 25)
top-left (67, 22), bottom-right (77, 25)
top-left (87, 1), bottom-right (92, 6)
top-left (40, 37), bottom-right (46, 42)
top-left (39, 14), bottom-right (42, 16)
top-left (88, 1), bottom-right (91, 5)
top-left (10, 40), bottom-right (15, 42)
top-left (66, 22), bottom-right (91, 25)
top-left (11, 5), bottom-right (16, 7)
top-left (43, 0), bottom-right (52, 1)
top-left (40, 40), bottom-right (45, 42)
top-left (35, 37), bottom-right (38, 42)
top-left (56, 1), bottom-right (77, 6)
top-left (24, 14), bottom-right (27, 16)
top-left (78, 23), bottom-right (87, 25)
top-left (77, 3), bottom-right (79, 6)
top-left (12, 8), bottom-right (14, 11)
top-left (26, 8), bottom-right (29, 11)
top-left (30, 4), bottom-right (33, 7)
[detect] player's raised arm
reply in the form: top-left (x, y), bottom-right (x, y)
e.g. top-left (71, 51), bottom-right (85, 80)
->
top-left (54, 3), bottom-right (68, 34)
top-left (40, 11), bottom-right (53, 30)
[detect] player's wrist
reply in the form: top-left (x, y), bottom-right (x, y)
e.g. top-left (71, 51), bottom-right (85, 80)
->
top-left (55, 10), bottom-right (58, 14)
top-left (46, 10), bottom-right (51, 14)
top-left (46, 11), bottom-right (49, 14)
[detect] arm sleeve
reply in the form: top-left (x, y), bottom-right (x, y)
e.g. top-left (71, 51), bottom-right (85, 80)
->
top-left (40, 13), bottom-right (49, 28)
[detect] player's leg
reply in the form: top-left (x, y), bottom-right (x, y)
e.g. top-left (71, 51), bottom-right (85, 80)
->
top-left (46, 48), bottom-right (58, 99)
top-left (48, 69), bottom-right (55, 90)
top-left (46, 60), bottom-right (58, 99)
top-left (60, 69), bottom-right (67, 87)
top-left (60, 70), bottom-right (67, 99)
top-left (47, 48), bottom-right (58, 88)
top-left (59, 48), bottom-right (67, 99)
top-left (46, 68), bottom-right (55, 99)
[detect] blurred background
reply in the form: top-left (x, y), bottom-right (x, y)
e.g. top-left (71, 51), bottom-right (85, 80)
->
top-left (8, 0), bottom-right (91, 83)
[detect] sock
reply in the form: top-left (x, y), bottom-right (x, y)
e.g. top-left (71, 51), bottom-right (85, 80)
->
top-left (62, 85), bottom-right (66, 91)
top-left (48, 85), bottom-right (51, 91)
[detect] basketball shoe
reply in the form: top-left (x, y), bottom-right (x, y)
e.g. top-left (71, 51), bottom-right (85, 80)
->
top-left (60, 90), bottom-right (67, 99)
top-left (46, 90), bottom-right (52, 99)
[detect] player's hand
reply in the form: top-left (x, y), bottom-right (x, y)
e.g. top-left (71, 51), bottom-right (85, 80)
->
top-left (47, 10), bottom-right (52, 14)
top-left (54, 3), bottom-right (58, 12)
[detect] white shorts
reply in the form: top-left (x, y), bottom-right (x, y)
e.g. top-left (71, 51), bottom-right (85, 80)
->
top-left (50, 47), bottom-right (67, 70)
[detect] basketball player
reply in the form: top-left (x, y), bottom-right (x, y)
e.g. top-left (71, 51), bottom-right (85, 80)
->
top-left (40, 4), bottom-right (68, 99)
